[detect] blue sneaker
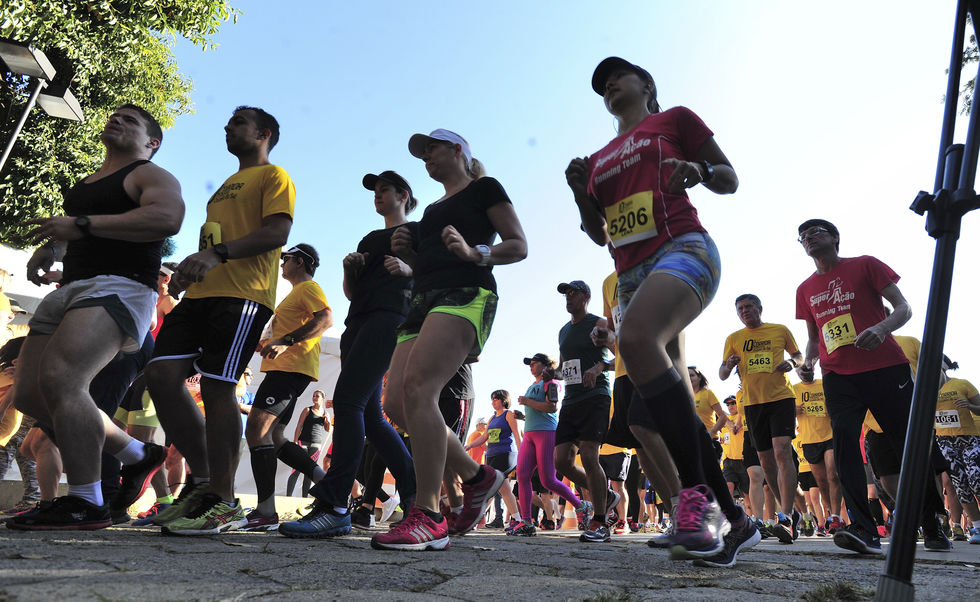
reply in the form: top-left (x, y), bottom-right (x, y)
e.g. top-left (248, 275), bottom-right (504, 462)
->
top-left (278, 503), bottom-right (351, 538)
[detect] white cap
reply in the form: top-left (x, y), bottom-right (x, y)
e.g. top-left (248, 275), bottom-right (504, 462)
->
top-left (408, 129), bottom-right (472, 167)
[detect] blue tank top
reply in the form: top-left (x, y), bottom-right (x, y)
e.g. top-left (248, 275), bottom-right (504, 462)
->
top-left (523, 379), bottom-right (560, 432)
top-left (486, 411), bottom-right (514, 457)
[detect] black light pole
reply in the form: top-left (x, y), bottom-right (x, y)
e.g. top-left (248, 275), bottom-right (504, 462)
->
top-left (875, 1), bottom-right (980, 600)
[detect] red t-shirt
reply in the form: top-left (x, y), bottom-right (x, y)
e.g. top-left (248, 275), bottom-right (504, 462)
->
top-left (795, 256), bottom-right (909, 375)
top-left (587, 107), bottom-right (712, 273)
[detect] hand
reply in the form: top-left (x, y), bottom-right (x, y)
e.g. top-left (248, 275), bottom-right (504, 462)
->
top-left (383, 255), bottom-right (412, 277)
top-left (583, 363), bottom-right (603, 389)
top-left (391, 226), bottom-right (414, 257)
top-left (517, 396), bottom-right (528, 405)
top-left (26, 247), bottom-right (56, 286)
top-left (662, 158), bottom-right (704, 193)
top-left (565, 157), bottom-right (590, 198)
top-left (261, 338), bottom-right (288, 359)
top-left (590, 325), bottom-right (610, 347)
top-left (441, 225), bottom-right (478, 262)
top-left (343, 252), bottom-right (367, 273)
top-left (176, 248), bottom-right (222, 283)
top-left (797, 357), bottom-right (817, 380)
top-left (776, 360), bottom-right (795, 373)
top-left (855, 325), bottom-right (886, 351)
top-left (724, 354), bottom-right (741, 370)
top-left (256, 338), bottom-right (270, 354)
top-left (27, 216), bottom-right (86, 244)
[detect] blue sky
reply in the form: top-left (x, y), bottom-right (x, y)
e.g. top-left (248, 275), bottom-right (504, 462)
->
top-left (153, 1), bottom-right (975, 425)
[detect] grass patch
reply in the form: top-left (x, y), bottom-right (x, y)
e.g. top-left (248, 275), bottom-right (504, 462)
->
top-left (581, 589), bottom-right (635, 602)
top-left (801, 581), bottom-right (875, 601)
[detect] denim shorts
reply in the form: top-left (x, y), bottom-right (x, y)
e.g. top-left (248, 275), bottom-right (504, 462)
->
top-left (616, 231), bottom-right (721, 313)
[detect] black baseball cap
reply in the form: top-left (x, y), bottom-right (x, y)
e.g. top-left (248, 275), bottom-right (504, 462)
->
top-left (797, 218), bottom-right (839, 239)
top-left (557, 280), bottom-right (591, 296)
top-left (362, 170), bottom-right (418, 206)
top-left (592, 56), bottom-right (654, 95)
top-left (523, 352), bottom-right (554, 366)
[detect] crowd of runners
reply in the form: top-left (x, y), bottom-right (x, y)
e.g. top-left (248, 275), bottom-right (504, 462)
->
top-left (1, 56), bottom-right (979, 569)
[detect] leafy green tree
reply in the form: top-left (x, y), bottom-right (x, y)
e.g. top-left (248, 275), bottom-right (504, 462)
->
top-left (0, 1), bottom-right (237, 248)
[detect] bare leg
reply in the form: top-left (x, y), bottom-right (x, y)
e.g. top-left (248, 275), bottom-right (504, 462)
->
top-left (146, 358), bottom-right (208, 480)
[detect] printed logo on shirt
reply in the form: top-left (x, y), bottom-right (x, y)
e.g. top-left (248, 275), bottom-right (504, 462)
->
top-left (810, 277), bottom-right (856, 320)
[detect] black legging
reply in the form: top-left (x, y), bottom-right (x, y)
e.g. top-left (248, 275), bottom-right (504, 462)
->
top-left (285, 443), bottom-right (321, 497)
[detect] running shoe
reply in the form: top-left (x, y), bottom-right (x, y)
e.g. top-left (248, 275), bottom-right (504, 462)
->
top-left (693, 509), bottom-right (762, 568)
top-left (350, 506), bottom-right (376, 530)
top-left (877, 525), bottom-right (888, 538)
top-left (580, 519), bottom-right (611, 542)
top-left (667, 485), bottom-right (729, 559)
top-left (380, 495), bottom-right (401, 523)
top-left (152, 481), bottom-right (208, 526)
top-left (922, 515), bottom-right (953, 551)
top-left (938, 512), bottom-right (952, 538)
top-left (613, 519), bottom-right (626, 535)
top-left (969, 529), bottom-right (980, 545)
top-left (506, 519), bottom-right (536, 536)
top-left (772, 512), bottom-right (794, 544)
top-left (6, 495), bottom-right (112, 531)
top-left (504, 517), bottom-right (521, 534)
top-left (802, 518), bottom-right (815, 537)
top-left (6, 500), bottom-right (50, 519)
top-left (648, 507), bottom-right (678, 548)
top-left (754, 518), bottom-right (771, 540)
top-left (540, 518), bottom-right (557, 531)
top-left (452, 465), bottom-right (504, 535)
top-left (279, 503), bottom-right (351, 538)
top-left (628, 518), bottom-right (640, 533)
top-left (826, 515), bottom-right (844, 534)
top-left (2, 499), bottom-right (40, 514)
top-left (604, 488), bottom-right (621, 522)
top-left (241, 510), bottom-right (279, 532)
top-left (486, 516), bottom-right (505, 529)
top-left (111, 442), bottom-right (167, 512)
top-left (952, 524), bottom-right (967, 541)
top-left (792, 509), bottom-right (802, 540)
top-left (816, 525), bottom-right (828, 537)
top-left (161, 494), bottom-right (247, 536)
top-left (111, 508), bottom-right (131, 525)
top-left (833, 523), bottom-right (882, 555)
top-left (132, 502), bottom-right (171, 527)
top-left (371, 507), bottom-right (449, 551)
top-left (574, 500), bottom-right (594, 529)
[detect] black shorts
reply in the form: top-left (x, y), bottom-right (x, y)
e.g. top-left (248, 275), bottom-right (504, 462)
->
top-left (487, 451), bottom-right (517, 477)
top-left (599, 452), bottom-right (629, 482)
top-left (799, 470), bottom-right (817, 490)
top-left (742, 429), bottom-right (760, 468)
top-left (251, 371), bottom-right (313, 424)
top-left (530, 469), bottom-right (549, 495)
top-left (722, 458), bottom-right (750, 496)
top-left (744, 398), bottom-right (796, 452)
top-left (151, 297), bottom-right (272, 383)
top-left (802, 439), bottom-right (833, 465)
top-left (439, 396), bottom-right (472, 445)
top-left (555, 395), bottom-right (611, 445)
top-left (865, 429), bottom-right (900, 477)
top-left (605, 375), bottom-right (640, 448)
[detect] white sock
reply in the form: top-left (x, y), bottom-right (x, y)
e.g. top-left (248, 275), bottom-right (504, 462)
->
top-left (69, 481), bottom-right (104, 506)
top-left (333, 506), bottom-right (348, 515)
top-left (114, 438), bottom-right (147, 465)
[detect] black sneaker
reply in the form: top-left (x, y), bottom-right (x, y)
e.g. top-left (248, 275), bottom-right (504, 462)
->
top-left (350, 506), bottom-right (376, 530)
top-left (6, 496), bottom-right (112, 531)
top-left (486, 516), bottom-right (504, 529)
top-left (833, 524), bottom-right (883, 555)
top-left (580, 520), bottom-right (611, 542)
top-left (791, 509), bottom-right (802, 540)
top-left (772, 513), bottom-right (794, 544)
top-left (604, 488), bottom-right (622, 523)
top-left (111, 507), bottom-right (131, 525)
top-left (509, 520), bottom-right (536, 537)
top-left (923, 515), bottom-right (953, 551)
top-left (693, 510), bottom-right (762, 568)
top-left (112, 442), bottom-right (166, 512)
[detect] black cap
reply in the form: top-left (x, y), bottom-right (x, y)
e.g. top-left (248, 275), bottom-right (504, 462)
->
top-left (363, 170), bottom-right (418, 207)
top-left (592, 57), bottom-right (654, 95)
top-left (797, 219), bottom-right (839, 239)
top-left (557, 280), bottom-right (591, 296)
top-left (523, 352), bottom-right (554, 366)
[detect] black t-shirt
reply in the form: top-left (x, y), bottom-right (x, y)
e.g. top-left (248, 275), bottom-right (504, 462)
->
top-left (346, 222), bottom-right (419, 322)
top-left (412, 177), bottom-right (512, 294)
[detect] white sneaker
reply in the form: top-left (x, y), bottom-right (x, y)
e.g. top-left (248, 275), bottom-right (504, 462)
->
top-left (380, 495), bottom-right (400, 523)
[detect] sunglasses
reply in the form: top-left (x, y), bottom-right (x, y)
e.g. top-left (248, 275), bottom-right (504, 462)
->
top-left (797, 227), bottom-right (829, 243)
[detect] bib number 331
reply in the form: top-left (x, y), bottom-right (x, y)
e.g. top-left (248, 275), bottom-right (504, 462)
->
top-left (822, 314), bottom-right (856, 354)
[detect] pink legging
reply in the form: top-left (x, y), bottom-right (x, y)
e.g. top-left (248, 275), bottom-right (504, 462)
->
top-left (517, 430), bottom-right (582, 520)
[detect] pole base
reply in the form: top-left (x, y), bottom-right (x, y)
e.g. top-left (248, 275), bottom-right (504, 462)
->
top-left (875, 574), bottom-right (914, 602)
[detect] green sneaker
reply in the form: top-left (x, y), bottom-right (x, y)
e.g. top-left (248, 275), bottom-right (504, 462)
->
top-left (151, 482), bottom-right (208, 526)
top-left (161, 493), bottom-right (247, 535)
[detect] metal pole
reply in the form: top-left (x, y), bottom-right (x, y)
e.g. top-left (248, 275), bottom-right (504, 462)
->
top-left (0, 77), bottom-right (45, 174)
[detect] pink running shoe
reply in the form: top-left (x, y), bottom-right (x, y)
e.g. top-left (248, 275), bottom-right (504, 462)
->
top-left (451, 466), bottom-right (504, 535)
top-left (667, 485), bottom-right (730, 559)
top-left (370, 507), bottom-right (449, 551)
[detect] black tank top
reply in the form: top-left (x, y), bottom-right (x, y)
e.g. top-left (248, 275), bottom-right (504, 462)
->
top-left (61, 160), bottom-right (163, 290)
top-left (299, 409), bottom-right (326, 444)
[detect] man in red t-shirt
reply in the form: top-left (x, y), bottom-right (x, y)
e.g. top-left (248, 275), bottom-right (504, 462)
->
top-left (795, 218), bottom-right (949, 555)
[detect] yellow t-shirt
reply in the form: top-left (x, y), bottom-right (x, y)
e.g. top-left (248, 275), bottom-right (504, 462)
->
top-left (719, 407), bottom-right (744, 461)
top-left (694, 388), bottom-right (720, 432)
top-left (260, 280), bottom-right (329, 380)
top-left (601, 270), bottom-right (626, 380)
top-left (794, 436), bottom-right (811, 474)
top-left (894, 335), bottom-right (921, 381)
top-left (935, 378), bottom-right (980, 437)
top-left (794, 380), bottom-right (833, 445)
top-left (722, 323), bottom-right (798, 406)
top-left (186, 164), bottom-right (296, 310)
top-left (863, 410), bottom-right (883, 434)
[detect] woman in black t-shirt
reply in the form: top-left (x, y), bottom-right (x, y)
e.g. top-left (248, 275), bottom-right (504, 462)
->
top-left (286, 389), bottom-right (328, 497)
top-left (370, 129), bottom-right (527, 551)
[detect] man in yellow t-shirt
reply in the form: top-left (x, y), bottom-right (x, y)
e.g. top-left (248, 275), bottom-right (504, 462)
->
top-left (793, 376), bottom-right (843, 531)
top-left (146, 106), bottom-right (295, 535)
top-left (719, 293), bottom-right (803, 543)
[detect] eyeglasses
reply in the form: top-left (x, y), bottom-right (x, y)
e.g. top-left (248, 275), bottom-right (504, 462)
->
top-left (243, 371), bottom-right (253, 377)
top-left (724, 400), bottom-right (736, 405)
top-left (797, 227), bottom-right (829, 243)
top-left (281, 255), bottom-right (294, 264)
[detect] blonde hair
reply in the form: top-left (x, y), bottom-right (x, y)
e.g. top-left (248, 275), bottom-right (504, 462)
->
top-left (467, 157), bottom-right (486, 179)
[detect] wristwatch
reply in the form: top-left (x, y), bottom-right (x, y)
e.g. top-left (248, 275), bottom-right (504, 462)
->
top-left (212, 243), bottom-right (230, 263)
top-left (282, 333), bottom-right (297, 346)
top-left (698, 160), bottom-right (715, 184)
top-left (475, 244), bottom-right (491, 266)
top-left (75, 216), bottom-right (92, 236)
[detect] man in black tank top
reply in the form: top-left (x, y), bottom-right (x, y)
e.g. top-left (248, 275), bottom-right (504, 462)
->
top-left (7, 105), bottom-right (184, 531)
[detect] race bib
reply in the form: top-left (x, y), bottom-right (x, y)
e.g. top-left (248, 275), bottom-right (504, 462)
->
top-left (822, 314), bottom-right (857, 354)
top-left (562, 359), bottom-right (583, 385)
top-left (803, 402), bottom-right (827, 417)
top-left (611, 304), bottom-right (622, 331)
top-left (199, 221), bottom-right (222, 251)
top-left (487, 428), bottom-right (501, 443)
top-left (935, 410), bottom-right (961, 429)
top-left (746, 351), bottom-right (773, 375)
top-left (721, 432), bottom-right (731, 445)
top-left (604, 191), bottom-right (656, 247)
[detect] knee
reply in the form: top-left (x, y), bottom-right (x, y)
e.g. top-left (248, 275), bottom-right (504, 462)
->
top-left (617, 328), bottom-right (646, 365)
